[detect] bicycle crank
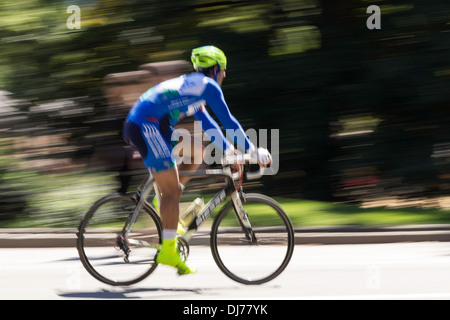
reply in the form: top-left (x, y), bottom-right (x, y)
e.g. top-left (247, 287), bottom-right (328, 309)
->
top-left (177, 237), bottom-right (190, 261)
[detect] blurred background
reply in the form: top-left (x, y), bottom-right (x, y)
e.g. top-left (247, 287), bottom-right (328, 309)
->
top-left (1, 0), bottom-right (450, 227)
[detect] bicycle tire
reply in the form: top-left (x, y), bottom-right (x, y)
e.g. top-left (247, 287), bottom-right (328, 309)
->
top-left (77, 193), bottom-right (163, 286)
top-left (210, 193), bottom-right (295, 285)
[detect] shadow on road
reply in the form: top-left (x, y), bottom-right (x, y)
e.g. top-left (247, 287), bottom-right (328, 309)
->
top-left (57, 286), bottom-right (212, 299)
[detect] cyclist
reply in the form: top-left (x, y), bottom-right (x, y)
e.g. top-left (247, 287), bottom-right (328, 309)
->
top-left (122, 45), bottom-right (272, 275)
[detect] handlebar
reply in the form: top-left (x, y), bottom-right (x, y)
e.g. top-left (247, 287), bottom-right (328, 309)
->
top-left (222, 153), bottom-right (266, 181)
top-left (245, 167), bottom-right (266, 180)
top-left (221, 153), bottom-right (253, 166)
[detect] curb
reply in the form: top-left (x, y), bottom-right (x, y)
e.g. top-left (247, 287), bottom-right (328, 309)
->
top-left (2, 225), bottom-right (450, 248)
top-left (293, 224), bottom-right (450, 244)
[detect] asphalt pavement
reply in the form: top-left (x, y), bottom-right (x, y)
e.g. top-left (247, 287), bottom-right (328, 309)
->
top-left (2, 224), bottom-right (450, 247)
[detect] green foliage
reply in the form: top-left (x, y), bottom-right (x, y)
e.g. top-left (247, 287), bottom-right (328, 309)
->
top-left (2, 0), bottom-right (450, 225)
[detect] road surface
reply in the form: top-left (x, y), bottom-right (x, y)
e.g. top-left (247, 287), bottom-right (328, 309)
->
top-left (3, 242), bottom-right (450, 300)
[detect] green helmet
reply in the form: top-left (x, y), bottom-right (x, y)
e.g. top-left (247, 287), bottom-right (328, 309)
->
top-left (191, 46), bottom-right (227, 71)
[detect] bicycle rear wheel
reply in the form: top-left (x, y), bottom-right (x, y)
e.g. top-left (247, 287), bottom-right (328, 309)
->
top-left (210, 193), bottom-right (294, 285)
top-left (77, 193), bottom-right (162, 286)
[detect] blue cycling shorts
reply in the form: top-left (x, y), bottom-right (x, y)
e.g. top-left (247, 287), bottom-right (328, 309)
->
top-left (122, 119), bottom-right (176, 174)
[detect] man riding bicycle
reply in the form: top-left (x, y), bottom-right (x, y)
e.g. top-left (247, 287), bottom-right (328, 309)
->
top-left (123, 46), bottom-right (271, 275)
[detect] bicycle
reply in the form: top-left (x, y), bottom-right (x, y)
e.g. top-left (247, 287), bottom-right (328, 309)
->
top-left (76, 153), bottom-right (295, 286)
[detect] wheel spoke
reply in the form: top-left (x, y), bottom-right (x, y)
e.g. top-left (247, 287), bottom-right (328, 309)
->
top-left (211, 193), bottom-right (294, 285)
top-left (77, 194), bottom-right (162, 286)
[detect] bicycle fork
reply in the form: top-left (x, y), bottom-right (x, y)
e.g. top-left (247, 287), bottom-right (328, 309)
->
top-left (230, 190), bottom-right (256, 243)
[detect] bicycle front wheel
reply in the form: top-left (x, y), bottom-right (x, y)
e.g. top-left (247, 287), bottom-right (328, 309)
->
top-left (210, 193), bottom-right (295, 285)
top-left (77, 193), bottom-right (162, 286)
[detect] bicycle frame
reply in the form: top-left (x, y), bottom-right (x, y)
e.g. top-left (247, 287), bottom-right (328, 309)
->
top-left (122, 165), bottom-right (254, 246)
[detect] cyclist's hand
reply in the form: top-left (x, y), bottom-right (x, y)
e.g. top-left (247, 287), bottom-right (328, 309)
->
top-left (253, 147), bottom-right (272, 167)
